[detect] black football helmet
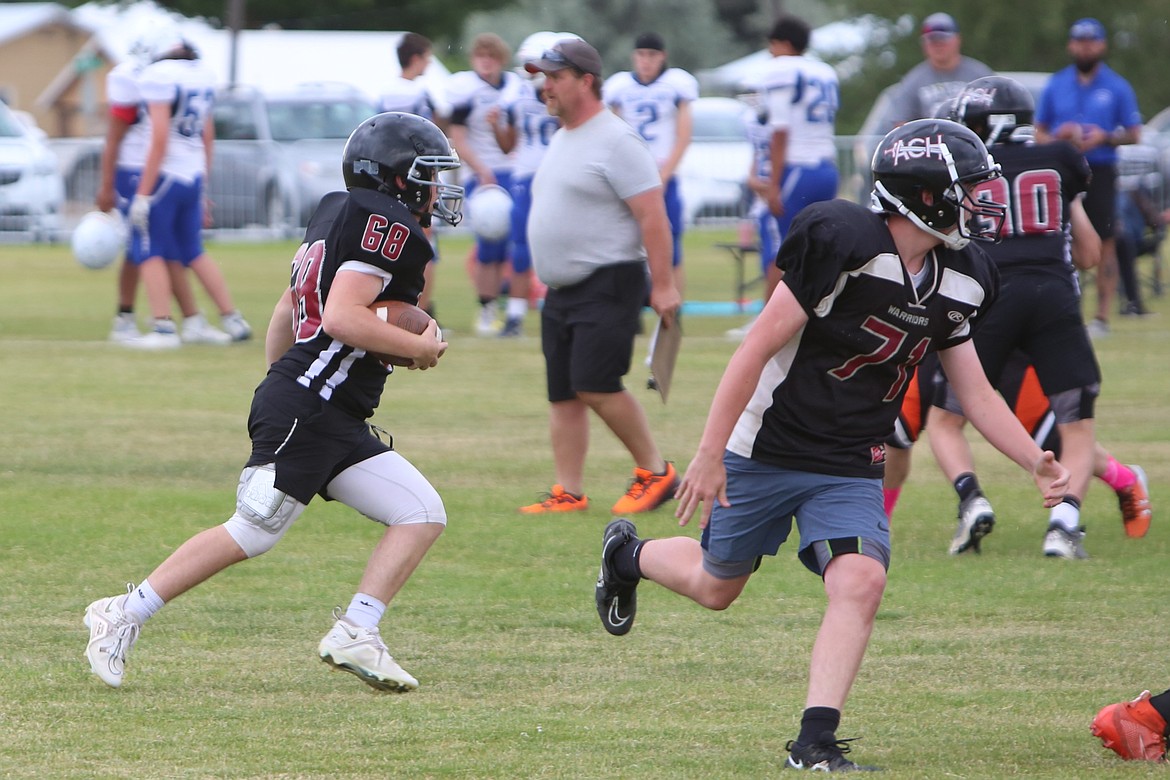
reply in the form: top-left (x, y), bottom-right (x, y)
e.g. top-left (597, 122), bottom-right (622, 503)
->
top-left (342, 112), bottom-right (463, 227)
top-left (930, 96), bottom-right (960, 121)
top-left (870, 118), bottom-right (1007, 249)
top-left (954, 75), bottom-right (1035, 146)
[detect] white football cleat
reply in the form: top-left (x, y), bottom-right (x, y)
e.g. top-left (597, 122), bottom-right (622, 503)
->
top-left (108, 313), bottom-right (141, 343)
top-left (318, 608), bottom-right (418, 692)
top-left (181, 313), bottom-right (232, 345)
top-left (84, 588), bottom-right (140, 688)
top-left (220, 311), bottom-right (253, 342)
top-left (124, 327), bottom-right (181, 350)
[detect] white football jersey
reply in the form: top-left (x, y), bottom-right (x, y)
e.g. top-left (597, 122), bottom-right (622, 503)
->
top-left (505, 80), bottom-right (560, 178)
top-left (378, 76), bottom-right (435, 120)
top-left (602, 67), bottom-right (699, 165)
top-left (137, 58), bottom-right (217, 182)
top-left (105, 60), bottom-right (150, 169)
top-left (445, 69), bottom-right (525, 173)
top-left (750, 55), bottom-right (838, 166)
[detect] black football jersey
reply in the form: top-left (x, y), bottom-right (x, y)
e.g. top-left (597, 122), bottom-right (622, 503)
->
top-left (268, 187), bottom-right (434, 420)
top-left (727, 199), bottom-right (999, 479)
top-left (972, 141), bottom-right (1089, 276)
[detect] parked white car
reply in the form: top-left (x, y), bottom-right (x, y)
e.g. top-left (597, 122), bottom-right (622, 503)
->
top-left (677, 97), bottom-right (754, 225)
top-left (0, 101), bottom-right (65, 241)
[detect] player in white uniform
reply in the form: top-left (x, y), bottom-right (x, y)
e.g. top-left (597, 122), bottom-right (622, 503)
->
top-left (492, 31), bottom-right (568, 337)
top-left (753, 15), bottom-right (840, 238)
top-left (445, 33), bottom-right (525, 336)
top-left (378, 32), bottom-right (442, 319)
top-left (602, 32), bottom-right (698, 287)
top-left (98, 28), bottom-right (238, 346)
top-left (124, 32), bottom-right (251, 349)
top-left (378, 32), bottom-right (438, 122)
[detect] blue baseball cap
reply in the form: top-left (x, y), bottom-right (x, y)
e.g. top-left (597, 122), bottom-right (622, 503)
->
top-left (921, 12), bottom-right (959, 37)
top-left (1069, 18), bottom-right (1106, 41)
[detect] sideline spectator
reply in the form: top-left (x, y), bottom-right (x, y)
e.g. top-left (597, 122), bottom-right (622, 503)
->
top-left (886, 12), bottom-right (993, 124)
top-left (446, 33), bottom-right (524, 336)
top-left (1035, 17), bottom-right (1142, 337)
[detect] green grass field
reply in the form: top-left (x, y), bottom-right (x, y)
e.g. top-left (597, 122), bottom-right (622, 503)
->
top-left (1, 232), bottom-right (1167, 779)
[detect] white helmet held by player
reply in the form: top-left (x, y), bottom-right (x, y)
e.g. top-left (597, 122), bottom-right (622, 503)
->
top-left (72, 210), bottom-right (128, 270)
top-left (466, 184), bottom-right (513, 242)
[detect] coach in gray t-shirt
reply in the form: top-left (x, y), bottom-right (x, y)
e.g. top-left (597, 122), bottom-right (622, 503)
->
top-left (529, 108), bottom-right (660, 288)
top-left (887, 12), bottom-right (993, 124)
top-left (516, 37), bottom-right (682, 518)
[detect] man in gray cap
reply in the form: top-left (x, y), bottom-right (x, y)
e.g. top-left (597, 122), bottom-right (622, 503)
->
top-left (887, 12), bottom-right (992, 124)
top-left (518, 37), bottom-right (683, 518)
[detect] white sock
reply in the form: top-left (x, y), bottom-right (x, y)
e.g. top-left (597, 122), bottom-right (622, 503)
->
top-left (123, 579), bottom-right (165, 624)
top-left (1048, 501), bottom-right (1081, 533)
top-left (506, 297), bottom-right (528, 320)
top-left (344, 593), bottom-right (386, 629)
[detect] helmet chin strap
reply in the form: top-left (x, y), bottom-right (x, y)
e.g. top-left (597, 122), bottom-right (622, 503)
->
top-left (873, 181), bottom-right (970, 250)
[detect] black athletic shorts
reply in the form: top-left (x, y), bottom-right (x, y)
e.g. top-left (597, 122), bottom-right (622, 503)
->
top-left (958, 270), bottom-right (1101, 397)
top-left (1083, 164), bottom-right (1117, 239)
top-left (245, 374), bottom-right (391, 504)
top-left (540, 262), bottom-right (648, 403)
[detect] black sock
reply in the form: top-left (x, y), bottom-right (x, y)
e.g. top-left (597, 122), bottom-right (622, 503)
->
top-left (611, 538), bottom-right (647, 583)
top-left (1149, 689), bottom-right (1170, 727)
top-left (797, 706), bottom-right (841, 745)
top-left (477, 295), bottom-right (495, 308)
top-left (118, 306), bottom-right (133, 315)
top-left (953, 472), bottom-right (983, 503)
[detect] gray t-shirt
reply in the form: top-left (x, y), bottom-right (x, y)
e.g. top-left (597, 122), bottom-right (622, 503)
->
top-left (887, 56), bottom-right (994, 123)
top-left (528, 109), bottom-right (662, 288)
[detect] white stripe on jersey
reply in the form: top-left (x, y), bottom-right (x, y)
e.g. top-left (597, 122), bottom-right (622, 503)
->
top-left (811, 253), bottom-right (902, 318)
top-left (727, 324), bottom-right (803, 459)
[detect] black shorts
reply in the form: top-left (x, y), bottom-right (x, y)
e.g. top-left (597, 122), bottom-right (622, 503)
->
top-left (540, 262), bottom-right (648, 403)
top-left (1083, 164), bottom-right (1117, 239)
top-left (245, 375), bottom-right (391, 505)
top-left (962, 270), bottom-right (1101, 396)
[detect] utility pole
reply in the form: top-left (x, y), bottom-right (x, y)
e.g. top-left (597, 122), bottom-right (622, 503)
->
top-left (227, 0), bottom-right (244, 87)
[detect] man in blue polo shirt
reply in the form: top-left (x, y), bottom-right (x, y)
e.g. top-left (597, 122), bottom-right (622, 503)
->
top-left (1036, 17), bottom-right (1142, 337)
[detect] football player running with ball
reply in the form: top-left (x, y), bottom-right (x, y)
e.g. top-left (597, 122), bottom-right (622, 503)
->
top-left (594, 120), bottom-right (1070, 771)
top-left (84, 113), bottom-right (463, 693)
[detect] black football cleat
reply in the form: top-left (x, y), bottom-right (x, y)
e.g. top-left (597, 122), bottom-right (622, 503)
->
top-left (595, 518), bottom-right (640, 636)
top-left (785, 732), bottom-right (880, 772)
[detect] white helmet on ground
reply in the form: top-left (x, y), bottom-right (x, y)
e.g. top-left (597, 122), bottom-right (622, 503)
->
top-left (72, 210), bottom-right (128, 270)
top-left (466, 184), bottom-right (513, 242)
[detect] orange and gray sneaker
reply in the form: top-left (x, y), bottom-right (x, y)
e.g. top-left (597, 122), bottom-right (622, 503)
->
top-left (519, 484), bottom-right (589, 514)
top-left (611, 462), bottom-right (678, 515)
top-left (1091, 690), bottom-right (1168, 761)
top-left (1117, 465), bottom-right (1152, 538)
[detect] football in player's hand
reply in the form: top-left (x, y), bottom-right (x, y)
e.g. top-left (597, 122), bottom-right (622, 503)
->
top-left (368, 300), bottom-right (439, 367)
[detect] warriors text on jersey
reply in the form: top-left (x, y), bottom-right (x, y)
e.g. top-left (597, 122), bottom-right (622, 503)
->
top-left (269, 188), bottom-right (434, 421)
top-left (971, 141), bottom-right (1089, 276)
top-left (727, 199), bottom-right (999, 478)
